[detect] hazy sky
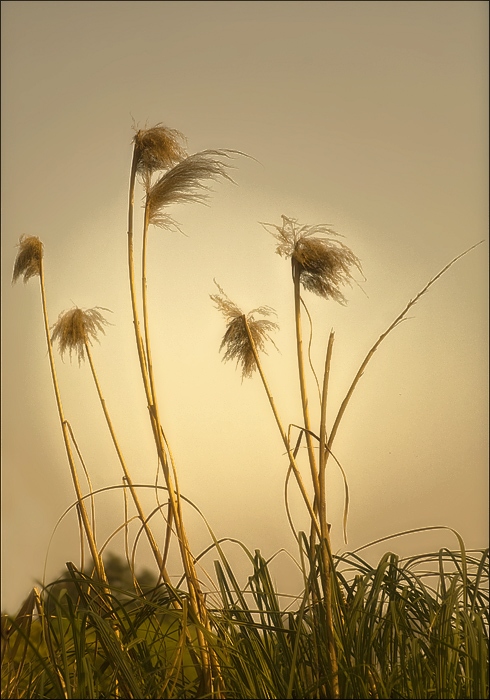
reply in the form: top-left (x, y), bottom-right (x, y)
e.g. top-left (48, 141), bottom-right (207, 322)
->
top-left (1, 0), bottom-right (488, 614)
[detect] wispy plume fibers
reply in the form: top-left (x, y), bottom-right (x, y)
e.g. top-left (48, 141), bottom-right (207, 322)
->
top-left (146, 150), bottom-right (238, 228)
top-left (263, 215), bottom-right (363, 302)
top-left (210, 282), bottom-right (279, 379)
top-left (12, 235), bottom-right (43, 284)
top-left (50, 307), bottom-right (112, 365)
top-left (133, 123), bottom-right (187, 177)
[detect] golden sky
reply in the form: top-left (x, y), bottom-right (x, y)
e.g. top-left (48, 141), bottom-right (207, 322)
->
top-left (1, 0), bottom-right (488, 613)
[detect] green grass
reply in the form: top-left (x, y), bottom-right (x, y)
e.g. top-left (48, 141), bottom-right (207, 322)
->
top-left (2, 545), bottom-right (488, 698)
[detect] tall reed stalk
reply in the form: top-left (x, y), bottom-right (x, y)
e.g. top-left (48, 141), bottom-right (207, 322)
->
top-left (211, 281), bottom-right (341, 697)
top-left (125, 125), bottom-right (239, 696)
top-left (12, 238), bottom-right (106, 584)
top-left (292, 259), bottom-right (321, 511)
top-left (213, 214), bottom-right (363, 698)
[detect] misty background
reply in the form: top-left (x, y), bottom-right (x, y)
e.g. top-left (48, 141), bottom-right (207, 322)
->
top-left (1, 0), bottom-right (488, 614)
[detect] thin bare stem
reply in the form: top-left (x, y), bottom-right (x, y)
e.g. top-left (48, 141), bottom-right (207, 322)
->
top-left (139, 202), bottom-right (203, 602)
top-left (128, 147), bottom-right (189, 568)
top-left (319, 330), bottom-right (335, 540)
top-left (84, 341), bottom-right (173, 585)
top-left (127, 149), bottom-right (152, 401)
top-left (141, 202), bottom-right (156, 399)
top-left (38, 259), bottom-right (106, 584)
top-left (63, 420), bottom-right (97, 540)
top-left (128, 146), bottom-right (183, 563)
top-left (243, 316), bottom-right (321, 538)
top-left (293, 260), bottom-right (321, 511)
top-left (142, 201), bottom-right (177, 543)
top-left (141, 202), bottom-right (176, 565)
top-left (301, 297), bottom-right (322, 405)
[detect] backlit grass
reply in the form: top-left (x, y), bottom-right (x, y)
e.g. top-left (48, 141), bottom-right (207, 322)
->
top-left (4, 122), bottom-right (487, 699)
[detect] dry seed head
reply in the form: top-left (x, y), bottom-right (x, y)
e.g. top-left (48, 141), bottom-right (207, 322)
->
top-left (51, 306), bottom-right (112, 365)
top-left (263, 215), bottom-right (362, 303)
top-left (210, 281), bottom-right (278, 379)
top-left (133, 123), bottom-right (187, 177)
top-left (146, 150), bottom-right (237, 228)
top-left (12, 235), bottom-right (44, 284)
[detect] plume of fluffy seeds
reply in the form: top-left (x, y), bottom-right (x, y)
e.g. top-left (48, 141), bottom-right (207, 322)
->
top-left (12, 235), bottom-right (44, 284)
top-left (51, 307), bottom-right (112, 365)
top-left (147, 150), bottom-right (237, 228)
top-left (263, 215), bottom-right (362, 303)
top-left (133, 124), bottom-right (187, 177)
top-left (210, 282), bottom-right (278, 379)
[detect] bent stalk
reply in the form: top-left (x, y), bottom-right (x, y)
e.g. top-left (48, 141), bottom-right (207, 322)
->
top-left (84, 341), bottom-right (173, 585)
top-left (319, 330), bottom-right (335, 542)
top-left (38, 260), bottom-right (106, 584)
top-left (127, 144), bottom-right (222, 697)
top-left (293, 260), bottom-right (321, 511)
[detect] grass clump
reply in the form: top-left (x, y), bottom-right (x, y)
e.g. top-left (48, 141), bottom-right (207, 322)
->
top-left (2, 546), bottom-right (487, 698)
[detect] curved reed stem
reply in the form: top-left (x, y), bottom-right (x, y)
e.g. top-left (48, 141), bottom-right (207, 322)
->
top-left (38, 259), bottom-right (106, 584)
top-left (243, 316), bottom-right (321, 537)
top-left (139, 201), bottom-right (207, 613)
top-left (141, 201), bottom-right (175, 565)
top-left (293, 260), bottom-right (321, 511)
top-left (319, 330), bottom-right (335, 540)
top-left (127, 146), bottom-right (223, 697)
top-left (84, 341), bottom-right (173, 586)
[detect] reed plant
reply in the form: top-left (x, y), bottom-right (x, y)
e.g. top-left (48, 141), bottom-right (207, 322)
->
top-left (126, 125), bottom-right (245, 695)
top-left (211, 216), bottom-right (484, 698)
top-left (12, 238), bottom-right (106, 586)
top-left (4, 123), bottom-right (487, 699)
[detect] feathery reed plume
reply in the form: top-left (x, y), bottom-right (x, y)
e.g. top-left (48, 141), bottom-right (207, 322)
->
top-left (133, 123), bottom-right (187, 177)
top-left (12, 236), bottom-right (43, 284)
top-left (210, 282), bottom-right (279, 379)
top-left (263, 214), bottom-right (362, 302)
top-left (51, 307), bottom-right (111, 365)
top-left (12, 238), bottom-right (107, 585)
top-left (146, 150), bottom-right (237, 228)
